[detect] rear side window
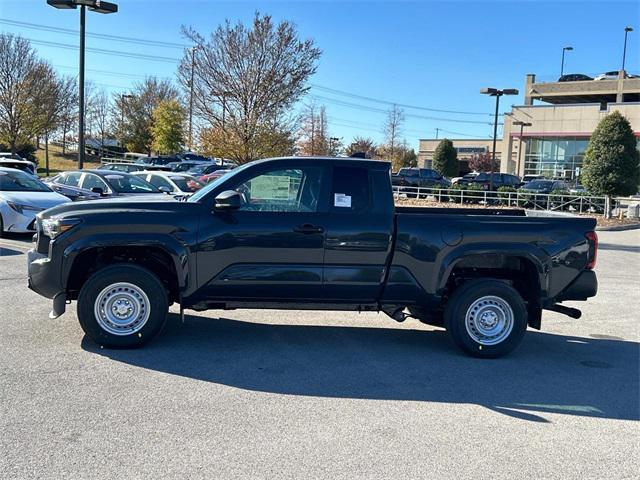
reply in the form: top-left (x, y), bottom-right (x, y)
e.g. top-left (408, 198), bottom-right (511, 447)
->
top-left (61, 172), bottom-right (81, 186)
top-left (331, 166), bottom-right (370, 213)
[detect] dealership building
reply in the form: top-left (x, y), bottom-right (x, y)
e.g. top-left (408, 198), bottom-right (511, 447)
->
top-left (419, 71), bottom-right (640, 180)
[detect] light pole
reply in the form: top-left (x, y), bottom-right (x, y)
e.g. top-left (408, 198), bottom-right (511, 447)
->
top-left (560, 46), bottom-right (573, 77)
top-left (47, 0), bottom-right (118, 169)
top-left (622, 26), bottom-right (633, 72)
top-left (187, 46), bottom-right (201, 152)
top-left (512, 120), bottom-right (532, 177)
top-left (480, 87), bottom-right (519, 190)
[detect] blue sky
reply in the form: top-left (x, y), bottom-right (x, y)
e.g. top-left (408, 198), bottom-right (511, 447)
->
top-left (1, 0), bottom-right (638, 149)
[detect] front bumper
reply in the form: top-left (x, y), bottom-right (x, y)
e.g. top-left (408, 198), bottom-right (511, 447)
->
top-left (27, 249), bottom-right (63, 299)
top-left (1, 208), bottom-right (37, 233)
top-left (556, 270), bottom-right (598, 302)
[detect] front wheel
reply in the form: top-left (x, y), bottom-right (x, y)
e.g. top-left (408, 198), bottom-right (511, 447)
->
top-left (444, 279), bottom-right (527, 358)
top-left (77, 264), bottom-right (169, 348)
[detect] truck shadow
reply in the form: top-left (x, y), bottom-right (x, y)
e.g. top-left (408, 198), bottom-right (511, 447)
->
top-left (83, 313), bottom-right (640, 423)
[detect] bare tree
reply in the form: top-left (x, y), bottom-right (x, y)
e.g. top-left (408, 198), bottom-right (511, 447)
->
top-left (31, 67), bottom-right (76, 173)
top-left (179, 13), bottom-right (321, 163)
top-left (0, 34), bottom-right (43, 154)
top-left (87, 89), bottom-right (112, 153)
top-left (57, 78), bottom-right (78, 155)
top-left (298, 102), bottom-right (330, 156)
top-left (382, 104), bottom-right (405, 164)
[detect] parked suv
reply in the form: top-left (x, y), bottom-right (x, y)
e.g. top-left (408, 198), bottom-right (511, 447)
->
top-left (391, 168), bottom-right (451, 196)
top-left (457, 172), bottom-right (520, 190)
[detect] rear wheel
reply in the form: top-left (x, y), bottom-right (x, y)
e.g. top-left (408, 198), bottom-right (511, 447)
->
top-left (77, 264), bottom-right (168, 348)
top-left (444, 279), bottom-right (527, 358)
top-left (0, 213), bottom-right (4, 237)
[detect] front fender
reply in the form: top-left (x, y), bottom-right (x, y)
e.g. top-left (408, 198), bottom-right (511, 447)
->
top-left (59, 233), bottom-right (192, 295)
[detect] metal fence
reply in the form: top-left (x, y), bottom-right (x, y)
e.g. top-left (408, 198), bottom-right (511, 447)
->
top-left (391, 185), bottom-right (635, 216)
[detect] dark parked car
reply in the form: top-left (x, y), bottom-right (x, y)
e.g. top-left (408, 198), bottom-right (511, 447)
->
top-left (28, 157), bottom-right (598, 358)
top-left (558, 73), bottom-right (593, 82)
top-left (47, 170), bottom-right (164, 199)
top-left (99, 163), bottom-right (147, 173)
top-left (135, 156), bottom-right (180, 167)
top-left (457, 172), bottom-right (521, 190)
top-left (521, 179), bottom-right (569, 194)
top-left (391, 168), bottom-right (451, 196)
top-left (186, 163), bottom-right (229, 177)
top-left (171, 160), bottom-right (212, 173)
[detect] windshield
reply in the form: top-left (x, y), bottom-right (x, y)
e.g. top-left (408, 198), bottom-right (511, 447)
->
top-left (0, 170), bottom-right (51, 192)
top-left (170, 175), bottom-right (203, 192)
top-left (188, 161), bottom-right (253, 202)
top-left (104, 174), bottom-right (160, 193)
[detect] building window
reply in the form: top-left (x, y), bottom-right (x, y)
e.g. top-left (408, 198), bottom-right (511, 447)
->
top-left (524, 137), bottom-right (590, 180)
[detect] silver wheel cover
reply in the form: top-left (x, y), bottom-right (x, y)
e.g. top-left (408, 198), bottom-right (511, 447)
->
top-left (465, 295), bottom-right (514, 346)
top-left (94, 282), bottom-right (151, 336)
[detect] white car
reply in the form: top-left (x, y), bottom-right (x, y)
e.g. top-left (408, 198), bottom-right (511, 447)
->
top-left (132, 171), bottom-right (204, 197)
top-left (594, 71), bottom-right (623, 81)
top-left (0, 167), bottom-right (70, 235)
top-left (0, 158), bottom-right (38, 178)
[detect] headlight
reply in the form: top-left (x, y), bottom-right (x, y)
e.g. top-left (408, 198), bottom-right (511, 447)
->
top-left (41, 218), bottom-right (81, 239)
top-left (7, 202), bottom-right (43, 215)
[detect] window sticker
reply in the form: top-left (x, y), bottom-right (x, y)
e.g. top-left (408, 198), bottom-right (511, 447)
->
top-left (334, 193), bottom-right (352, 208)
top-left (250, 175), bottom-right (292, 200)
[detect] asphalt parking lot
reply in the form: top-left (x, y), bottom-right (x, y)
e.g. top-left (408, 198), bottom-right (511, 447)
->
top-left (1, 230), bottom-right (639, 479)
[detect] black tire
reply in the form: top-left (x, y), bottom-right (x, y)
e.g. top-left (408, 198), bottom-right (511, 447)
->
top-left (408, 306), bottom-right (444, 327)
top-left (0, 213), bottom-right (4, 238)
top-left (77, 264), bottom-right (169, 348)
top-left (444, 279), bottom-right (527, 358)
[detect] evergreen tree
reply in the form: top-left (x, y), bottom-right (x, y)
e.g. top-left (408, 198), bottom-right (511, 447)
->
top-left (432, 138), bottom-right (459, 176)
top-left (582, 111), bottom-right (640, 196)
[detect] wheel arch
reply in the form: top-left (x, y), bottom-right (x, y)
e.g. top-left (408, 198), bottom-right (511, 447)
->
top-left (63, 236), bottom-right (190, 303)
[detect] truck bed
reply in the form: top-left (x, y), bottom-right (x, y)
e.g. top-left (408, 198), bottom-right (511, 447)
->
top-left (395, 206), bottom-right (527, 216)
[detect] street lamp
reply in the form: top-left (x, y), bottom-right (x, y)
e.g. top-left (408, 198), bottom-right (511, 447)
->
top-left (480, 87), bottom-right (519, 190)
top-left (622, 26), bottom-right (633, 72)
top-left (560, 46), bottom-right (573, 77)
top-left (512, 120), bottom-right (532, 177)
top-left (47, 0), bottom-right (118, 169)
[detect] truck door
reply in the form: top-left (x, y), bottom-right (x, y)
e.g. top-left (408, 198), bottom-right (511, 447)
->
top-left (195, 162), bottom-right (330, 302)
top-left (322, 164), bottom-right (395, 303)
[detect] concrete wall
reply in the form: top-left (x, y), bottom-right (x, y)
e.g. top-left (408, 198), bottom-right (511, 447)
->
top-left (418, 138), bottom-right (503, 169)
top-left (501, 102), bottom-right (640, 176)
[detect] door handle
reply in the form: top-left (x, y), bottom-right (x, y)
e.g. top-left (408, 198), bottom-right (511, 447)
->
top-left (293, 224), bottom-right (324, 234)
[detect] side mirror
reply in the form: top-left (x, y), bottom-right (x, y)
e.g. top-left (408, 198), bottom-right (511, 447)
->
top-left (158, 185), bottom-right (172, 194)
top-left (214, 190), bottom-right (242, 211)
top-left (91, 187), bottom-right (104, 195)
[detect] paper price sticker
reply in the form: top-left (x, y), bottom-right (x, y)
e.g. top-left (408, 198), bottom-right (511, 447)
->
top-left (334, 193), bottom-right (352, 208)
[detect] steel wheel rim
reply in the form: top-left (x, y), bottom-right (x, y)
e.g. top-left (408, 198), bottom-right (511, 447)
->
top-left (465, 295), bottom-right (514, 346)
top-left (94, 282), bottom-right (150, 336)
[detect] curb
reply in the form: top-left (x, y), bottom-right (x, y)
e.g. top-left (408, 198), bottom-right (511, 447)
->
top-left (596, 223), bottom-right (640, 232)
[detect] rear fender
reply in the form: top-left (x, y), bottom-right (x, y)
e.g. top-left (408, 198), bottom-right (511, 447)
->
top-left (436, 242), bottom-right (549, 296)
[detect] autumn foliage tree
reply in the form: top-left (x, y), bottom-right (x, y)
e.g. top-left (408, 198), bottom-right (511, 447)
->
top-left (468, 152), bottom-right (493, 172)
top-left (179, 13), bottom-right (321, 163)
top-left (151, 99), bottom-right (185, 154)
top-left (346, 136), bottom-right (377, 159)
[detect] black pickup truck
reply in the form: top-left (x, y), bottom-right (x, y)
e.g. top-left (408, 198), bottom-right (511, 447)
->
top-left (27, 157), bottom-right (598, 357)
